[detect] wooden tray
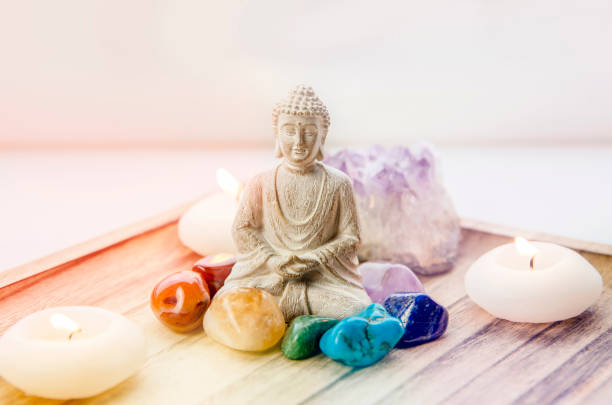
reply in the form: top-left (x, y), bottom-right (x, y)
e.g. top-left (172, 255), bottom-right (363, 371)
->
top-left (0, 210), bottom-right (610, 405)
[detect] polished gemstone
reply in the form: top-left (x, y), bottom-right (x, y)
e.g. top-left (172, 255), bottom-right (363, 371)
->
top-left (150, 271), bottom-right (210, 333)
top-left (192, 254), bottom-right (236, 297)
top-left (319, 304), bottom-right (403, 367)
top-left (203, 287), bottom-right (286, 351)
top-left (281, 315), bottom-right (339, 360)
top-left (383, 293), bottom-right (448, 348)
top-left (359, 262), bottom-right (424, 304)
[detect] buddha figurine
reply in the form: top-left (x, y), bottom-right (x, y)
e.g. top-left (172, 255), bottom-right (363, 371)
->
top-left (218, 85), bottom-right (371, 321)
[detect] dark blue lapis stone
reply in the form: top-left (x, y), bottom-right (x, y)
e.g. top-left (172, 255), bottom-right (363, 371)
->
top-left (383, 293), bottom-right (448, 348)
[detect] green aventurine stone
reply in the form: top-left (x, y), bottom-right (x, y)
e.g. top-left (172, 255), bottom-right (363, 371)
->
top-left (281, 315), bottom-right (340, 360)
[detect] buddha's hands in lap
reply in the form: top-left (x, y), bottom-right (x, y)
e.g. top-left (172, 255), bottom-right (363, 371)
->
top-left (269, 254), bottom-right (320, 279)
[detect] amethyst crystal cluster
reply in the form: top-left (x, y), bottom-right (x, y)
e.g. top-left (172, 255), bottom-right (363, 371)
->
top-left (325, 144), bottom-right (460, 275)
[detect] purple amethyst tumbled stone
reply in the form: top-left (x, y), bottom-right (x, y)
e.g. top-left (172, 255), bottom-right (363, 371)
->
top-left (383, 293), bottom-right (448, 348)
top-left (359, 262), bottom-right (425, 304)
top-left (325, 144), bottom-right (460, 275)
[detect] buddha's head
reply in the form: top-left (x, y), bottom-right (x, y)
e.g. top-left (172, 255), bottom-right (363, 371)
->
top-left (272, 85), bottom-right (330, 166)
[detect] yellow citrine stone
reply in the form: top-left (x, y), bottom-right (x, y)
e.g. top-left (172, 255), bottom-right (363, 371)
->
top-left (203, 287), bottom-right (286, 351)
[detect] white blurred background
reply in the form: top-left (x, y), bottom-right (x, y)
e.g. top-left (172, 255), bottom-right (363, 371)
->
top-left (2, 0), bottom-right (612, 147)
top-left (1, 1), bottom-right (611, 270)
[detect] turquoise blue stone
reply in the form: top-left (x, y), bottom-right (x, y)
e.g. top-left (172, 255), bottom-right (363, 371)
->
top-left (383, 293), bottom-right (448, 348)
top-left (319, 303), bottom-right (404, 367)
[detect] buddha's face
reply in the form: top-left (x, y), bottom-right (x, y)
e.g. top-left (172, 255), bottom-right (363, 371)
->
top-left (277, 114), bottom-right (323, 166)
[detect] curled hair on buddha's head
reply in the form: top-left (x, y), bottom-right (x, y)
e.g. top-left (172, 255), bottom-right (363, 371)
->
top-left (272, 84), bottom-right (330, 160)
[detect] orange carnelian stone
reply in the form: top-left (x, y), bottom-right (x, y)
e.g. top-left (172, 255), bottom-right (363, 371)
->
top-left (150, 271), bottom-right (210, 333)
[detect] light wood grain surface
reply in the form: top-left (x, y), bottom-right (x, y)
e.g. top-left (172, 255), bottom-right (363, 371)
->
top-left (0, 219), bottom-right (610, 404)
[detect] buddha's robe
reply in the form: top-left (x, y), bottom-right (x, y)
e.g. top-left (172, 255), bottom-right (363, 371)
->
top-left (219, 162), bottom-right (371, 321)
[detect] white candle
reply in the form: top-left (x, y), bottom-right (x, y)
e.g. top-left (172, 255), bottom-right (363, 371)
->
top-left (178, 168), bottom-right (242, 255)
top-left (465, 238), bottom-right (602, 323)
top-left (0, 306), bottom-right (146, 399)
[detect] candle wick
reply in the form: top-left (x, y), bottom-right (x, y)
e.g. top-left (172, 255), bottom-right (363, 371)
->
top-left (529, 255), bottom-right (535, 270)
top-left (68, 328), bottom-right (83, 340)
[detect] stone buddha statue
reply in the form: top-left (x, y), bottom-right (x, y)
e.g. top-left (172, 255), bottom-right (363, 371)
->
top-left (218, 85), bottom-right (371, 321)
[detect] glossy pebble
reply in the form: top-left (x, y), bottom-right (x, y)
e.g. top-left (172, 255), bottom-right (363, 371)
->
top-left (150, 271), bottom-right (210, 333)
top-left (193, 254), bottom-right (236, 297)
top-left (384, 293), bottom-right (448, 348)
top-left (320, 304), bottom-right (403, 367)
top-left (359, 262), bottom-right (425, 304)
top-left (281, 316), bottom-right (339, 360)
top-left (203, 287), bottom-right (286, 351)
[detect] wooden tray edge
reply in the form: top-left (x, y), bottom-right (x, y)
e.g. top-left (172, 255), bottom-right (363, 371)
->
top-left (460, 217), bottom-right (612, 256)
top-left (1, 205), bottom-right (609, 289)
top-left (0, 200), bottom-right (196, 289)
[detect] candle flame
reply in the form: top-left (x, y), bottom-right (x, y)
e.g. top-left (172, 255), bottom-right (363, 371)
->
top-left (209, 253), bottom-right (235, 264)
top-left (50, 313), bottom-right (82, 340)
top-left (514, 237), bottom-right (539, 270)
top-left (216, 168), bottom-right (242, 199)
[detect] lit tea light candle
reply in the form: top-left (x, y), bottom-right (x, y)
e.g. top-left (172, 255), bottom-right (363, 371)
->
top-left (50, 313), bottom-right (82, 340)
top-left (465, 238), bottom-right (602, 323)
top-left (179, 168), bottom-right (242, 255)
top-left (193, 253), bottom-right (236, 297)
top-left (514, 236), bottom-right (539, 269)
top-left (0, 306), bottom-right (146, 399)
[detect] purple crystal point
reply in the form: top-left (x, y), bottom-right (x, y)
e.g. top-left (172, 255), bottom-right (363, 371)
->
top-left (359, 262), bottom-right (425, 304)
top-left (325, 144), bottom-right (460, 275)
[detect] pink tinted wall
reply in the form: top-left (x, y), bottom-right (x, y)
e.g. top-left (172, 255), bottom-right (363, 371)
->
top-left (1, 0), bottom-right (611, 147)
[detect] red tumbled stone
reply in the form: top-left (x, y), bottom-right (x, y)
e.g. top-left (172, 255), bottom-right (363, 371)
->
top-left (192, 253), bottom-right (236, 297)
